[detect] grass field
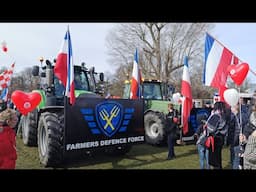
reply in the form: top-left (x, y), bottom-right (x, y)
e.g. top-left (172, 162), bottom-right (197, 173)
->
top-left (15, 137), bottom-right (232, 169)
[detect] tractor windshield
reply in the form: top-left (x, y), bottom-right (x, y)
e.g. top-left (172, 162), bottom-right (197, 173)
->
top-left (123, 82), bottom-right (131, 99)
top-left (143, 82), bottom-right (162, 100)
top-left (74, 72), bottom-right (89, 90)
top-left (54, 66), bottom-right (91, 96)
top-left (74, 66), bottom-right (90, 91)
top-left (54, 78), bottom-right (65, 96)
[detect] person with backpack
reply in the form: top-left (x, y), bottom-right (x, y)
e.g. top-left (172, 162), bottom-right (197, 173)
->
top-left (206, 101), bottom-right (228, 169)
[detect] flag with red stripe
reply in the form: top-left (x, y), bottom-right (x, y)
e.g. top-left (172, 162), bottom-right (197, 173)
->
top-left (130, 49), bottom-right (141, 99)
top-left (54, 27), bottom-right (75, 105)
top-left (181, 56), bottom-right (192, 135)
top-left (0, 63), bottom-right (15, 90)
top-left (203, 33), bottom-right (238, 101)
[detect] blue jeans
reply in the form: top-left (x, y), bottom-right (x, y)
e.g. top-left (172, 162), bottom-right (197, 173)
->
top-left (197, 144), bottom-right (210, 169)
top-left (232, 145), bottom-right (242, 169)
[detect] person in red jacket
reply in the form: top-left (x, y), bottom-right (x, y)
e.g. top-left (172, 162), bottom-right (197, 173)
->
top-left (0, 108), bottom-right (19, 169)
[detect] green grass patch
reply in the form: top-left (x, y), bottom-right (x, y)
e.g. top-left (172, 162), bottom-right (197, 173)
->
top-left (15, 137), bottom-right (231, 169)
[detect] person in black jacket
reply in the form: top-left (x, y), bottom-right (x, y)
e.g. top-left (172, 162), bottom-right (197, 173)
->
top-left (165, 103), bottom-right (180, 160)
top-left (206, 101), bottom-right (228, 169)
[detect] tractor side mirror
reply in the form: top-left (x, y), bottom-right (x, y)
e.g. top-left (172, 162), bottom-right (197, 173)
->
top-left (99, 73), bottom-right (104, 82)
top-left (32, 66), bottom-right (39, 76)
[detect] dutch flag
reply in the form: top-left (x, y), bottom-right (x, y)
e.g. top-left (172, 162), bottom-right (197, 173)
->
top-left (181, 56), bottom-right (192, 135)
top-left (203, 33), bottom-right (233, 89)
top-left (130, 49), bottom-right (141, 99)
top-left (54, 27), bottom-right (75, 105)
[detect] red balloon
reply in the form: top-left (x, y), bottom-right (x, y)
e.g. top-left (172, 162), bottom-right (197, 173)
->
top-left (2, 47), bottom-right (7, 52)
top-left (227, 63), bottom-right (249, 86)
top-left (11, 90), bottom-right (41, 115)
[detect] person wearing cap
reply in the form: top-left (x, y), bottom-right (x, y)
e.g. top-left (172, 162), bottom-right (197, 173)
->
top-left (0, 108), bottom-right (19, 169)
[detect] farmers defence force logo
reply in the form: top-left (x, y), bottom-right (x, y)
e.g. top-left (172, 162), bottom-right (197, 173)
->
top-left (80, 101), bottom-right (134, 137)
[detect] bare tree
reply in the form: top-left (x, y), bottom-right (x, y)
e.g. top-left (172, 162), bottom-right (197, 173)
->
top-left (106, 23), bottom-right (214, 97)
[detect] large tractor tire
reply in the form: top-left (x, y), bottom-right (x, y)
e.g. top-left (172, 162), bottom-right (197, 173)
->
top-left (38, 111), bottom-right (64, 167)
top-left (144, 111), bottom-right (167, 146)
top-left (22, 109), bottom-right (38, 146)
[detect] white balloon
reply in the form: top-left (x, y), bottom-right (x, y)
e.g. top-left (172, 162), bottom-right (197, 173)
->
top-left (224, 88), bottom-right (239, 107)
top-left (172, 92), bottom-right (181, 103)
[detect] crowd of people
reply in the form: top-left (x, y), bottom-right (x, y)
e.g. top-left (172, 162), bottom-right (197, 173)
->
top-left (164, 97), bottom-right (256, 170)
top-left (1, 94), bottom-right (256, 169)
top-left (191, 99), bottom-right (256, 169)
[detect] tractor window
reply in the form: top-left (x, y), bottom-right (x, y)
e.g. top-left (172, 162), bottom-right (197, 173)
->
top-left (74, 72), bottom-right (89, 91)
top-left (54, 78), bottom-right (65, 96)
top-left (123, 83), bottom-right (130, 99)
top-left (143, 83), bottom-right (162, 100)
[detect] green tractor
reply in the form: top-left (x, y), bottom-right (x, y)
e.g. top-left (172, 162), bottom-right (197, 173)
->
top-left (123, 79), bottom-right (177, 145)
top-left (20, 59), bottom-right (144, 167)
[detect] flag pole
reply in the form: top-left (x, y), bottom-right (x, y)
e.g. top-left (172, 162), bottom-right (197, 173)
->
top-left (207, 32), bottom-right (256, 76)
top-left (63, 95), bottom-right (68, 162)
top-left (206, 32), bottom-right (244, 62)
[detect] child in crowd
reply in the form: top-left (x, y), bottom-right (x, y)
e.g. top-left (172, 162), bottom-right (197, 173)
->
top-left (194, 114), bottom-right (210, 169)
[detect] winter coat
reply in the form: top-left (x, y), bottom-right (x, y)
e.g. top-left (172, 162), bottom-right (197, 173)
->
top-left (207, 113), bottom-right (227, 136)
top-left (243, 112), bottom-right (256, 139)
top-left (228, 112), bottom-right (248, 147)
top-left (0, 126), bottom-right (17, 169)
top-left (165, 109), bottom-right (179, 137)
top-left (243, 131), bottom-right (256, 169)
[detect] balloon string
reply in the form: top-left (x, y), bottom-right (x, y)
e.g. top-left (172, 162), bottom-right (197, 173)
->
top-left (238, 87), bottom-right (243, 136)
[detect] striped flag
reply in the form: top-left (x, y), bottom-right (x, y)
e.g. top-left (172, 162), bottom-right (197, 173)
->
top-left (0, 63), bottom-right (15, 90)
top-left (54, 27), bottom-right (75, 105)
top-left (181, 56), bottom-right (192, 135)
top-left (203, 33), bottom-right (234, 101)
top-left (130, 48), bottom-right (141, 99)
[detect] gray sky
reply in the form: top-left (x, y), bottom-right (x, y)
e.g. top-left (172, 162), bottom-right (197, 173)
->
top-left (1, 23), bottom-right (256, 83)
top-left (213, 23), bottom-right (256, 83)
top-left (0, 23), bottom-right (116, 74)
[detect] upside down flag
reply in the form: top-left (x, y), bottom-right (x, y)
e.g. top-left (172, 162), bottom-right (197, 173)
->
top-left (54, 27), bottom-right (75, 105)
top-left (181, 56), bottom-right (192, 135)
top-left (203, 33), bottom-right (234, 101)
top-left (130, 48), bottom-right (141, 99)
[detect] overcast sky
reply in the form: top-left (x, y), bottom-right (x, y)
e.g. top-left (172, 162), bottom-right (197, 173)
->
top-left (1, 23), bottom-right (256, 83)
top-left (213, 23), bottom-right (256, 83)
top-left (0, 23), bottom-right (116, 74)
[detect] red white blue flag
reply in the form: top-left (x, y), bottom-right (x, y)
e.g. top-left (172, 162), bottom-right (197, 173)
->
top-left (203, 33), bottom-right (234, 101)
top-left (0, 63), bottom-right (15, 90)
top-left (54, 27), bottom-right (75, 105)
top-left (130, 49), bottom-right (141, 99)
top-left (181, 56), bottom-right (192, 135)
